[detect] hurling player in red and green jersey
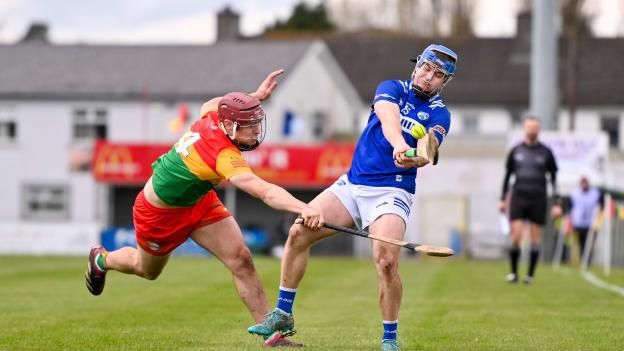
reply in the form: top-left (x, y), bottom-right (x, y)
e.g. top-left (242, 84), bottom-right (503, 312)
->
top-left (85, 70), bottom-right (323, 347)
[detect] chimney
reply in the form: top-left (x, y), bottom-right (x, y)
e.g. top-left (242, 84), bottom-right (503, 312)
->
top-left (516, 11), bottom-right (532, 48)
top-left (20, 22), bottom-right (50, 44)
top-left (509, 11), bottom-right (531, 64)
top-left (217, 6), bottom-right (240, 42)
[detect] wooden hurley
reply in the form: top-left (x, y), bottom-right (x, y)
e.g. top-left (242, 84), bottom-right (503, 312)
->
top-left (406, 129), bottom-right (439, 165)
top-left (295, 218), bottom-right (454, 257)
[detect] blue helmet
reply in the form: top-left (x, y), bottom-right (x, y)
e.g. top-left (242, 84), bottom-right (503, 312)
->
top-left (410, 44), bottom-right (458, 98)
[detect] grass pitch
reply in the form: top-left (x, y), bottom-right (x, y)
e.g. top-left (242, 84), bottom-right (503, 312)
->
top-left (1, 255), bottom-right (623, 350)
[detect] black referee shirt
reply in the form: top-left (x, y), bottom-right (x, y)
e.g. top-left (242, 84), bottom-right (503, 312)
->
top-left (501, 141), bottom-right (558, 199)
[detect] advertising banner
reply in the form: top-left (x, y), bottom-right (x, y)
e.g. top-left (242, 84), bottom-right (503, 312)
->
top-left (93, 141), bottom-right (168, 184)
top-left (93, 141), bottom-right (355, 187)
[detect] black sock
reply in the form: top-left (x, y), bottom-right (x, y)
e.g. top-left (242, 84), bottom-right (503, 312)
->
top-left (528, 245), bottom-right (540, 277)
top-left (509, 245), bottom-right (520, 275)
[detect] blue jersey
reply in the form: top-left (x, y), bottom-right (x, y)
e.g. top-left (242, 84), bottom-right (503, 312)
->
top-left (347, 80), bottom-right (451, 194)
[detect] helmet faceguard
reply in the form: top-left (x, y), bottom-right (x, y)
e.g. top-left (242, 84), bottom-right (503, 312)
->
top-left (410, 44), bottom-right (458, 99)
top-left (218, 92), bottom-right (266, 151)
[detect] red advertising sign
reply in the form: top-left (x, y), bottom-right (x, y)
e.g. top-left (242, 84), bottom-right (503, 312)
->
top-left (92, 141), bottom-right (169, 184)
top-left (244, 144), bottom-right (355, 187)
top-left (93, 141), bottom-right (355, 187)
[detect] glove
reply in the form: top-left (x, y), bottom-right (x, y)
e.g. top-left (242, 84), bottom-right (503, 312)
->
top-left (410, 122), bottom-right (426, 139)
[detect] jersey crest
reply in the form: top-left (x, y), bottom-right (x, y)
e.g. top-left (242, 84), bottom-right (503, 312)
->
top-left (429, 101), bottom-right (445, 110)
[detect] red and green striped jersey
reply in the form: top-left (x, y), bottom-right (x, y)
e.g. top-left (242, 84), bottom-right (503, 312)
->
top-left (151, 111), bottom-right (252, 206)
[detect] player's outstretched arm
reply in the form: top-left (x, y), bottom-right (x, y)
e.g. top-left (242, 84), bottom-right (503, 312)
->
top-left (229, 172), bottom-right (323, 229)
top-left (197, 69), bottom-right (283, 119)
top-left (249, 69), bottom-right (285, 101)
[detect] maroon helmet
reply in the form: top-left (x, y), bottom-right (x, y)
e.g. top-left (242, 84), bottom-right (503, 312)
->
top-left (218, 92), bottom-right (266, 151)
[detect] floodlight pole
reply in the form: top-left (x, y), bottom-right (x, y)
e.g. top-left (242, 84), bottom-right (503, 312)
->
top-left (530, 0), bottom-right (558, 130)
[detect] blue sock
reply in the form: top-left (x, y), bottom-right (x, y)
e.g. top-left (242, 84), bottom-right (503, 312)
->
top-left (383, 320), bottom-right (398, 340)
top-left (276, 286), bottom-right (297, 314)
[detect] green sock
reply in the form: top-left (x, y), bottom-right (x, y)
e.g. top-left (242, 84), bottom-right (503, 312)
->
top-left (96, 252), bottom-right (107, 271)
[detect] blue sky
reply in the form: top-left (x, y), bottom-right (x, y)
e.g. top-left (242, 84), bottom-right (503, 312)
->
top-left (0, 0), bottom-right (621, 44)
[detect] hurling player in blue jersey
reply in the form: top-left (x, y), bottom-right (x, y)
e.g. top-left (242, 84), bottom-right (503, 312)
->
top-left (248, 44), bottom-right (457, 351)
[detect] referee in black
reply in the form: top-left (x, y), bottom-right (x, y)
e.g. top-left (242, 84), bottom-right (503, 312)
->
top-left (499, 116), bottom-right (562, 284)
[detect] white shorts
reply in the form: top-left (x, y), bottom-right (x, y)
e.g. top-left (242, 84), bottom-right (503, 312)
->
top-left (328, 174), bottom-right (414, 230)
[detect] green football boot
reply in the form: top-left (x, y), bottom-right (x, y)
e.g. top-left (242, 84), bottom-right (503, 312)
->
top-left (381, 339), bottom-right (401, 351)
top-left (248, 308), bottom-right (295, 337)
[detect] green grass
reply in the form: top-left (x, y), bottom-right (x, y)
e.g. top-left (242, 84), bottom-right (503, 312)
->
top-left (587, 266), bottom-right (624, 286)
top-left (1, 256), bottom-right (623, 350)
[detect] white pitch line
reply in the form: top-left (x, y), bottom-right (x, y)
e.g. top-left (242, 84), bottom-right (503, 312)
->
top-left (581, 270), bottom-right (624, 297)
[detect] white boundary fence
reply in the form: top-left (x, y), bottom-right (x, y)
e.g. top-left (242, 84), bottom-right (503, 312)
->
top-left (590, 193), bottom-right (624, 273)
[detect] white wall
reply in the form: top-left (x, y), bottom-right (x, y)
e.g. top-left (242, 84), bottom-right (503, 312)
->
top-left (449, 107), bottom-right (513, 135)
top-left (265, 41), bottom-right (364, 144)
top-left (619, 113), bottom-right (624, 150)
top-left (0, 102), bottom-right (100, 253)
top-left (107, 101), bottom-right (203, 143)
top-left (0, 100), bottom-right (200, 222)
top-left (0, 102), bottom-right (71, 223)
top-left (410, 158), bottom-right (504, 244)
top-left (448, 107), bottom-right (624, 150)
top-left (569, 110), bottom-right (601, 132)
top-left (0, 99), bottom-right (205, 254)
top-left (0, 223), bottom-right (99, 254)
top-left (0, 133), bottom-right (20, 220)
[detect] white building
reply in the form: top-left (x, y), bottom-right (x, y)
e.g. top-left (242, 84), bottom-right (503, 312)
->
top-left (2, 10), bottom-right (623, 257)
top-left (0, 22), bottom-right (362, 254)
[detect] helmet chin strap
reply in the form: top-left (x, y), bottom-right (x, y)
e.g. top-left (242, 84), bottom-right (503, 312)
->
top-left (219, 120), bottom-right (238, 140)
top-left (220, 120), bottom-right (260, 151)
top-left (231, 123), bottom-right (238, 140)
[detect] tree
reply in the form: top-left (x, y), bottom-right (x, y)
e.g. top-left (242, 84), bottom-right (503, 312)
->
top-left (447, 0), bottom-right (474, 38)
top-left (326, 0), bottom-right (474, 37)
top-left (561, 0), bottom-right (592, 131)
top-left (270, 2), bottom-right (335, 32)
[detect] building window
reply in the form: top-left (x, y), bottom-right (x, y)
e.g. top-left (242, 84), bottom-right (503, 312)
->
top-left (0, 120), bottom-right (17, 143)
top-left (600, 115), bottom-right (620, 148)
top-left (22, 184), bottom-right (70, 221)
top-left (0, 107), bottom-right (17, 144)
top-left (463, 115), bottom-right (479, 134)
top-left (312, 111), bottom-right (326, 139)
top-left (510, 108), bottom-right (525, 128)
top-left (72, 108), bottom-right (107, 142)
top-left (70, 108), bottom-right (107, 172)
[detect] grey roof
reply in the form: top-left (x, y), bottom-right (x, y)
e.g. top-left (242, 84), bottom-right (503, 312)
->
top-left (325, 34), bottom-right (624, 106)
top-left (3, 33), bottom-right (623, 107)
top-left (0, 41), bottom-right (312, 101)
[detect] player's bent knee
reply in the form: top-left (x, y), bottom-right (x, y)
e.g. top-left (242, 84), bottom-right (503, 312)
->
top-left (226, 247), bottom-right (255, 274)
top-left (139, 269), bottom-right (162, 281)
top-left (287, 224), bottom-right (315, 248)
top-left (374, 256), bottom-right (399, 277)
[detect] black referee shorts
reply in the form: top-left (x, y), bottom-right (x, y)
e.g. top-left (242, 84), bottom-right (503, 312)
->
top-left (509, 193), bottom-right (547, 225)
